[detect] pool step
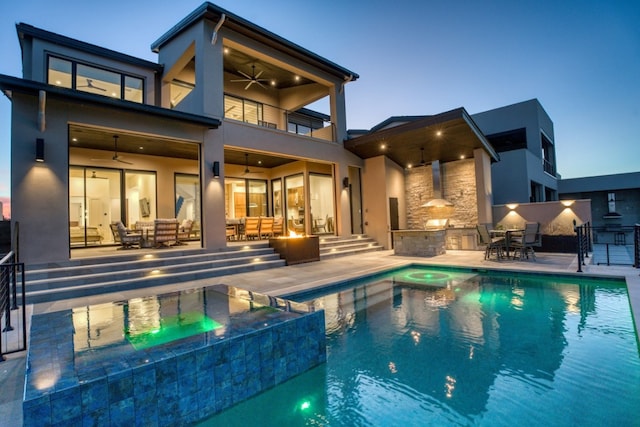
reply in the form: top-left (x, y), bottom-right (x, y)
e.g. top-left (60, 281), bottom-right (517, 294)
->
top-left (23, 244), bottom-right (285, 304)
top-left (319, 235), bottom-right (384, 259)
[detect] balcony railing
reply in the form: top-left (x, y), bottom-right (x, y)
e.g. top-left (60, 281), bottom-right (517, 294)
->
top-left (224, 94), bottom-right (335, 142)
top-left (543, 159), bottom-right (556, 176)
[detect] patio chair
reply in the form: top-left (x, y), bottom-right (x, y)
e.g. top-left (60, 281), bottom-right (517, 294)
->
top-left (176, 219), bottom-right (194, 245)
top-left (245, 217), bottom-right (261, 240)
top-left (477, 224), bottom-right (505, 260)
top-left (259, 217), bottom-right (274, 239)
top-left (510, 222), bottom-right (540, 260)
top-left (314, 215), bottom-right (327, 234)
top-left (273, 217), bottom-right (284, 237)
top-left (152, 218), bottom-right (179, 248)
top-left (116, 221), bottom-right (143, 249)
top-left (110, 223), bottom-right (121, 244)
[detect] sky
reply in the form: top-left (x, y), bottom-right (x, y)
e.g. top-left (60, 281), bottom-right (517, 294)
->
top-left (1, 0), bottom-right (639, 218)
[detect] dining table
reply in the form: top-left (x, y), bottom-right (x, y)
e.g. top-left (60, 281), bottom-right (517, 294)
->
top-left (490, 228), bottom-right (524, 259)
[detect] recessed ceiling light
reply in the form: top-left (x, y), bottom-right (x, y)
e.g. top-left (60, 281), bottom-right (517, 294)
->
top-left (436, 130), bottom-right (442, 136)
top-left (139, 146), bottom-right (144, 150)
top-left (380, 143), bottom-right (386, 150)
top-left (257, 160), bottom-right (262, 165)
top-left (407, 164), bottom-right (412, 169)
top-left (294, 75), bottom-right (300, 82)
top-left (224, 47), bottom-right (229, 54)
top-left (271, 80), bottom-right (276, 86)
top-left (55, 80), bottom-right (61, 85)
top-left (460, 155), bottom-right (465, 159)
top-left (72, 137), bottom-right (78, 142)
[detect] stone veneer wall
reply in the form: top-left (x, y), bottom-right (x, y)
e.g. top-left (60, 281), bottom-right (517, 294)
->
top-left (405, 159), bottom-right (477, 229)
top-left (23, 309), bottom-right (326, 426)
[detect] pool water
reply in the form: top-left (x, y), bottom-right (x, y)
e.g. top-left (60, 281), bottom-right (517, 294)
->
top-left (199, 267), bottom-right (640, 426)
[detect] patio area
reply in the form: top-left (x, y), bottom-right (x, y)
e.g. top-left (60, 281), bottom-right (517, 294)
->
top-left (1, 248), bottom-right (639, 425)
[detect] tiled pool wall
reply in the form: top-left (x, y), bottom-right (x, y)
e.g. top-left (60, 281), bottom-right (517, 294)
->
top-left (23, 307), bottom-right (326, 426)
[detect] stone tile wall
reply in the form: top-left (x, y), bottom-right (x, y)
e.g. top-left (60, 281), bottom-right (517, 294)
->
top-left (23, 309), bottom-right (326, 426)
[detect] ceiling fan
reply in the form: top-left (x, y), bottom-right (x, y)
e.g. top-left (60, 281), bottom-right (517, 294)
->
top-left (230, 65), bottom-right (269, 90)
top-left (89, 171), bottom-right (108, 180)
top-left (92, 135), bottom-right (133, 165)
top-left (243, 153), bottom-right (252, 174)
top-left (77, 78), bottom-right (106, 92)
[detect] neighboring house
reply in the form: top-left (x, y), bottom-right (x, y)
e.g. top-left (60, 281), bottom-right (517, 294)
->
top-left (559, 172), bottom-right (640, 230)
top-left (472, 99), bottom-right (559, 205)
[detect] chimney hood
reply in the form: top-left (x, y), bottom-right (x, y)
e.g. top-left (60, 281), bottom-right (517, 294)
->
top-left (420, 160), bottom-right (454, 208)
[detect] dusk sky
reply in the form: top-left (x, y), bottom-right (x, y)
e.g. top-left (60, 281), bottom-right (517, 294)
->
top-left (1, 0), bottom-right (639, 218)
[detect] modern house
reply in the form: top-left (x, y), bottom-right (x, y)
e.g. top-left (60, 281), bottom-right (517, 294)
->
top-left (1, 2), bottom-right (502, 266)
top-left (472, 99), bottom-right (559, 205)
top-left (559, 172), bottom-right (640, 241)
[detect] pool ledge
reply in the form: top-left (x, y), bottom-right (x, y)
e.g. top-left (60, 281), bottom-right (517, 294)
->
top-left (22, 285), bottom-right (326, 426)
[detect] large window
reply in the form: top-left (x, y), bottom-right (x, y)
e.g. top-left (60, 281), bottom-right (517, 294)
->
top-left (285, 174), bottom-right (305, 233)
top-left (309, 174), bottom-right (334, 234)
top-left (47, 55), bottom-right (144, 103)
top-left (124, 171), bottom-right (156, 226)
top-left (69, 167), bottom-right (122, 246)
top-left (224, 178), bottom-right (268, 218)
top-left (272, 178), bottom-right (283, 217)
top-left (175, 173), bottom-right (201, 226)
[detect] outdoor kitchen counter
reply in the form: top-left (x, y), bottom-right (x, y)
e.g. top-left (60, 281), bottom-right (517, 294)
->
top-left (392, 229), bottom-right (446, 257)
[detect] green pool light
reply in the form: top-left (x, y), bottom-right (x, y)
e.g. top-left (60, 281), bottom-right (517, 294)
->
top-left (126, 311), bottom-right (222, 350)
top-left (300, 401), bottom-right (311, 411)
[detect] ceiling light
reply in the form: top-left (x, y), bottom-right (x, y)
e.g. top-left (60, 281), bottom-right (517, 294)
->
top-left (224, 47), bottom-right (229, 54)
top-left (294, 75), bottom-right (300, 81)
top-left (72, 138), bottom-right (78, 142)
top-left (271, 80), bottom-right (276, 86)
top-left (460, 155), bottom-right (465, 159)
top-left (380, 143), bottom-right (386, 150)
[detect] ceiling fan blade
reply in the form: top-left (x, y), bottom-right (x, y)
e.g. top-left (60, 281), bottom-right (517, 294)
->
top-left (255, 81), bottom-right (266, 89)
top-left (244, 81), bottom-right (254, 90)
top-left (238, 70), bottom-right (252, 79)
top-left (255, 70), bottom-right (264, 79)
top-left (113, 156), bottom-right (133, 165)
top-left (230, 78), bottom-right (250, 82)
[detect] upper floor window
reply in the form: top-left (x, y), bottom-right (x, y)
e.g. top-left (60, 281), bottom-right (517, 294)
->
top-left (485, 128), bottom-right (527, 153)
top-left (541, 132), bottom-right (556, 176)
top-left (47, 56), bottom-right (144, 103)
top-left (224, 94), bottom-right (263, 125)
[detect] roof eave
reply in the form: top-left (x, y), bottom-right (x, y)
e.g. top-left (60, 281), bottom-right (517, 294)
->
top-left (150, 2), bottom-right (359, 82)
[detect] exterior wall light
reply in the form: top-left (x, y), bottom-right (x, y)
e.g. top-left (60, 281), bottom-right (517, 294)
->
top-left (343, 177), bottom-right (349, 188)
top-left (561, 200), bottom-right (575, 207)
top-left (36, 138), bottom-right (45, 162)
top-left (506, 203), bottom-right (519, 210)
top-left (213, 161), bottom-right (220, 178)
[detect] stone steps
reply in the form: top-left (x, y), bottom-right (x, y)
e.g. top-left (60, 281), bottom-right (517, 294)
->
top-left (318, 234), bottom-right (384, 259)
top-left (23, 244), bottom-right (285, 304)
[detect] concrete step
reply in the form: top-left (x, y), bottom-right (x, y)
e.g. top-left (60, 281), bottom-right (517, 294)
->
top-left (25, 259), bottom-right (286, 304)
top-left (319, 235), bottom-right (384, 259)
top-left (22, 244), bottom-right (285, 303)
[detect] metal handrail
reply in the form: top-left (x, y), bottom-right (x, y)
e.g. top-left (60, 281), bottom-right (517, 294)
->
top-left (634, 224), bottom-right (640, 268)
top-left (1, 250), bottom-right (27, 360)
top-left (573, 220), bottom-right (591, 273)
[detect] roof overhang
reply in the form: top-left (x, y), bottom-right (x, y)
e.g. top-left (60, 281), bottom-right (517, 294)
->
top-left (151, 2), bottom-right (359, 82)
top-left (0, 74), bottom-right (221, 129)
top-left (345, 108), bottom-right (499, 167)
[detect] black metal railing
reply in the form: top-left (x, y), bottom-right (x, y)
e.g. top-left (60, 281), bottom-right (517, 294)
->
top-left (634, 224), bottom-right (640, 268)
top-left (573, 220), bottom-right (591, 273)
top-left (1, 250), bottom-right (27, 360)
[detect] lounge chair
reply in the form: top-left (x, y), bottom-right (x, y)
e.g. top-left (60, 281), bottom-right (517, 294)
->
top-left (152, 218), bottom-right (179, 248)
top-left (176, 219), bottom-right (194, 245)
top-left (477, 224), bottom-right (505, 260)
top-left (116, 221), bottom-right (143, 249)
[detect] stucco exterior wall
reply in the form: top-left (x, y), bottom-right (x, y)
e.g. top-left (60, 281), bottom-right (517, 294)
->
top-left (492, 200), bottom-right (592, 236)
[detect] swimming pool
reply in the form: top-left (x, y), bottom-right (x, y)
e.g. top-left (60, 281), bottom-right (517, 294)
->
top-left (199, 266), bottom-right (640, 426)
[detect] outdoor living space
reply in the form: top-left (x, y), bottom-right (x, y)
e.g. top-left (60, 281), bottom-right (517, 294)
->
top-left (2, 248), bottom-right (639, 425)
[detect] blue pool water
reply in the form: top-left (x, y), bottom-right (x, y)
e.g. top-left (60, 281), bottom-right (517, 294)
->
top-left (199, 266), bottom-right (640, 426)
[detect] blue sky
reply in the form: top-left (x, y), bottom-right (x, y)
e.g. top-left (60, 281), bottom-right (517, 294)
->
top-left (1, 0), bottom-right (639, 216)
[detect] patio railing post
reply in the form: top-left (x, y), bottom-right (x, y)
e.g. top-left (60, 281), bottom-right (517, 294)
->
top-left (574, 220), bottom-right (583, 273)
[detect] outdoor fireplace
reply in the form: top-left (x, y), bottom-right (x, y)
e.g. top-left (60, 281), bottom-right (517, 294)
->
top-left (269, 234), bottom-right (320, 265)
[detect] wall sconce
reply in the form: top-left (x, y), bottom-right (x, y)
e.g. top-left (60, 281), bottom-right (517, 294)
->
top-left (561, 200), bottom-right (575, 207)
top-left (506, 203), bottom-right (519, 210)
top-left (212, 161), bottom-right (220, 178)
top-left (342, 177), bottom-right (349, 188)
top-left (35, 138), bottom-right (45, 162)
